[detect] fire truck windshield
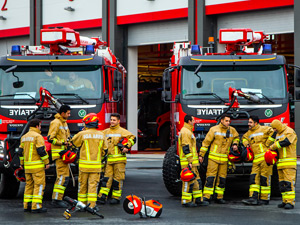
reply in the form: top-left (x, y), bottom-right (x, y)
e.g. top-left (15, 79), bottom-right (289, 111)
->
top-left (0, 65), bottom-right (102, 100)
top-left (182, 65), bottom-right (286, 100)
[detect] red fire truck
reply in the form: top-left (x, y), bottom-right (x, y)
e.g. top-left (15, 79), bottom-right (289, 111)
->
top-left (0, 27), bottom-right (126, 198)
top-left (162, 28), bottom-right (293, 196)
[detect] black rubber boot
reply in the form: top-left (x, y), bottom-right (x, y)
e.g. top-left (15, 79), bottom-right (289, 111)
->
top-left (97, 194), bottom-right (107, 205)
top-left (242, 198), bottom-right (258, 205)
top-left (32, 208), bottom-right (47, 213)
top-left (284, 203), bottom-right (294, 210)
top-left (109, 198), bottom-right (120, 205)
top-left (195, 198), bottom-right (209, 206)
top-left (182, 202), bottom-right (197, 207)
top-left (215, 199), bottom-right (226, 204)
top-left (24, 203), bottom-right (31, 212)
top-left (277, 202), bottom-right (286, 208)
top-left (258, 200), bottom-right (269, 205)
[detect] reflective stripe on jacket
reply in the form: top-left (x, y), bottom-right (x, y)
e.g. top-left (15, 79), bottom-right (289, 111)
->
top-left (242, 124), bottom-right (275, 163)
top-left (178, 122), bottom-right (199, 168)
top-left (270, 121), bottom-right (297, 169)
top-left (19, 127), bottom-right (49, 173)
top-left (200, 123), bottom-right (239, 164)
top-left (71, 128), bottom-right (107, 172)
top-left (47, 113), bottom-right (70, 160)
top-left (104, 124), bottom-right (136, 164)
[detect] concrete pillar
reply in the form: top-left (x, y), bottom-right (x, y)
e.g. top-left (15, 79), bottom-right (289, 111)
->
top-left (30, 0), bottom-right (42, 45)
top-left (188, 0), bottom-right (217, 52)
top-left (294, 1), bottom-right (300, 155)
top-left (127, 47), bottom-right (138, 151)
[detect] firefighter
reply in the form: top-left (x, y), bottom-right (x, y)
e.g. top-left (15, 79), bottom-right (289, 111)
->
top-left (199, 114), bottom-right (239, 204)
top-left (269, 119), bottom-right (297, 210)
top-left (241, 115), bottom-right (275, 205)
top-left (47, 105), bottom-right (71, 208)
top-left (18, 119), bottom-right (50, 213)
top-left (71, 113), bottom-right (107, 211)
top-left (179, 115), bottom-right (208, 207)
top-left (97, 113), bottom-right (136, 204)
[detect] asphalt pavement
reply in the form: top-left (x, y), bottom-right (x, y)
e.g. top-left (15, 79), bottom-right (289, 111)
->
top-left (0, 154), bottom-right (299, 225)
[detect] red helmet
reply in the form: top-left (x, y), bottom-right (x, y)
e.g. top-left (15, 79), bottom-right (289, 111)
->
top-left (228, 148), bottom-right (241, 162)
top-left (82, 113), bottom-right (98, 128)
top-left (14, 168), bottom-right (25, 182)
top-left (264, 150), bottom-right (278, 165)
top-left (61, 150), bottom-right (77, 164)
top-left (180, 167), bottom-right (196, 182)
top-left (241, 147), bottom-right (254, 162)
top-left (123, 195), bottom-right (142, 215)
top-left (117, 138), bottom-right (131, 151)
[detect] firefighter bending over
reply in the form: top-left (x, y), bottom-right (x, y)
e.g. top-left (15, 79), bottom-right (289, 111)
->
top-left (71, 113), bottom-right (107, 211)
top-left (19, 119), bottom-right (50, 213)
top-left (97, 113), bottom-right (136, 205)
top-left (269, 119), bottom-right (297, 210)
top-left (199, 114), bottom-right (239, 204)
top-left (179, 115), bottom-right (209, 207)
top-left (241, 116), bottom-right (275, 205)
top-left (47, 105), bottom-right (71, 208)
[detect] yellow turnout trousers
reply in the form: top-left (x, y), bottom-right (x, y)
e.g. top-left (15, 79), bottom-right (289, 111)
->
top-left (78, 171), bottom-right (100, 208)
top-left (278, 168), bottom-right (296, 206)
top-left (52, 158), bottom-right (70, 200)
top-left (181, 167), bottom-right (203, 204)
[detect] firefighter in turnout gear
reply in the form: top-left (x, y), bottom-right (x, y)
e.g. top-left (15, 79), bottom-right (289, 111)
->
top-left (269, 119), bottom-right (297, 210)
top-left (199, 114), bottom-right (239, 204)
top-left (97, 113), bottom-right (136, 205)
top-left (47, 105), bottom-right (71, 208)
top-left (18, 119), bottom-right (50, 213)
top-left (241, 116), bottom-right (275, 205)
top-left (71, 113), bottom-right (107, 211)
top-left (179, 115), bottom-right (208, 207)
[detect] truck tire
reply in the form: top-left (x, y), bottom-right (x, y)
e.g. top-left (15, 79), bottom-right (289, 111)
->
top-left (158, 124), bottom-right (171, 151)
top-left (271, 165), bottom-right (281, 197)
top-left (0, 171), bottom-right (20, 199)
top-left (162, 145), bottom-right (181, 196)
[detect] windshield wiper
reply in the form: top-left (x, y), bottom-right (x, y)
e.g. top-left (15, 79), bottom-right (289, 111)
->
top-left (0, 94), bottom-right (37, 103)
top-left (248, 92), bottom-right (274, 104)
top-left (185, 92), bottom-right (226, 103)
top-left (52, 93), bottom-right (89, 104)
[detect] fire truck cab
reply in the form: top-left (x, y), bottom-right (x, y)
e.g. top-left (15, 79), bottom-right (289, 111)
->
top-left (0, 27), bottom-right (126, 198)
top-left (162, 29), bottom-right (291, 196)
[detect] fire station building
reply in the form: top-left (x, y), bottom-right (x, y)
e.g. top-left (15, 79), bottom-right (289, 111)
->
top-left (0, 0), bottom-right (299, 153)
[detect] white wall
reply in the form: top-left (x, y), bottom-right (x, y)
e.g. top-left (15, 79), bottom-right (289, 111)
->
top-left (117, 0), bottom-right (188, 16)
top-left (0, 0), bottom-right (29, 30)
top-left (43, 0), bottom-right (102, 25)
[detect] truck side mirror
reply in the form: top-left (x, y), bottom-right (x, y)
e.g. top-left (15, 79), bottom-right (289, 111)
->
top-left (113, 70), bottom-right (123, 89)
top-left (162, 71), bottom-right (171, 89)
top-left (162, 91), bottom-right (171, 101)
top-left (295, 68), bottom-right (300, 87)
top-left (113, 90), bottom-right (123, 102)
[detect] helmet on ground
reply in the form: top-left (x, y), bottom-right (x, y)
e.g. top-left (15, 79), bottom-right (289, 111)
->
top-left (60, 150), bottom-right (77, 164)
top-left (228, 147), bottom-right (241, 162)
top-left (14, 168), bottom-right (25, 182)
top-left (82, 113), bottom-right (98, 128)
top-left (241, 146), bottom-right (254, 162)
top-left (264, 150), bottom-right (278, 166)
top-left (123, 195), bottom-right (142, 215)
top-left (180, 167), bottom-right (196, 182)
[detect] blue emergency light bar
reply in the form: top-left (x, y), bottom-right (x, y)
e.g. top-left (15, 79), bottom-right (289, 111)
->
top-left (85, 45), bottom-right (94, 55)
top-left (191, 45), bottom-right (201, 55)
top-left (11, 45), bottom-right (21, 55)
top-left (262, 44), bottom-right (272, 54)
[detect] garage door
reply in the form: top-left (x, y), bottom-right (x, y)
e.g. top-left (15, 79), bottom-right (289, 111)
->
top-left (217, 7), bottom-right (294, 35)
top-left (128, 19), bottom-right (188, 46)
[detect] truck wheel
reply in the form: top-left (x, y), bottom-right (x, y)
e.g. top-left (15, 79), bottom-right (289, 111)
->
top-left (158, 124), bottom-right (171, 151)
top-left (162, 145), bottom-right (181, 196)
top-left (0, 171), bottom-right (20, 199)
top-left (271, 165), bottom-right (280, 197)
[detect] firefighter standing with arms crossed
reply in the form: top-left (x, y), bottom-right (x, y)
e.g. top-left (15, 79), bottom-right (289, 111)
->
top-left (179, 115), bottom-right (208, 207)
top-left (97, 113), bottom-right (136, 204)
top-left (19, 119), bottom-right (50, 213)
top-left (71, 113), bottom-right (107, 211)
top-left (47, 105), bottom-right (71, 208)
top-left (199, 114), bottom-right (239, 204)
top-left (268, 119), bottom-right (297, 210)
top-left (241, 116), bottom-right (276, 205)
